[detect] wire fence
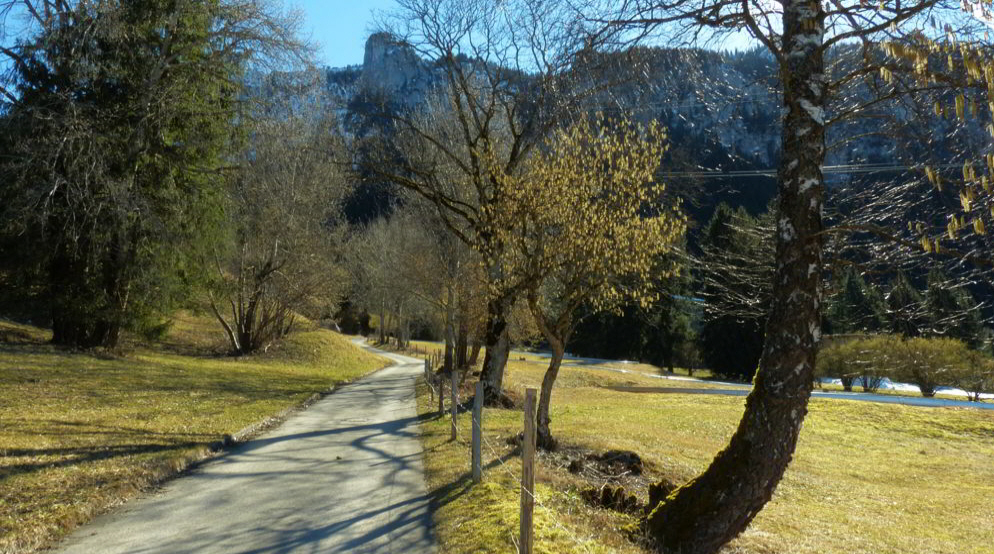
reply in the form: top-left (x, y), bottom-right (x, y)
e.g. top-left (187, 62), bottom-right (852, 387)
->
top-left (465, 387), bottom-right (598, 554)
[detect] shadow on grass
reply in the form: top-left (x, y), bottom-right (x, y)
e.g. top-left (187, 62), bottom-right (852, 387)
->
top-left (0, 441), bottom-right (207, 479)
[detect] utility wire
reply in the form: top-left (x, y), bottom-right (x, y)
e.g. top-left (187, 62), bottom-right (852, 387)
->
top-left (659, 161), bottom-right (969, 179)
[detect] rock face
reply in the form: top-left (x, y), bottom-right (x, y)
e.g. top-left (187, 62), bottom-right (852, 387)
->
top-left (358, 32), bottom-right (437, 103)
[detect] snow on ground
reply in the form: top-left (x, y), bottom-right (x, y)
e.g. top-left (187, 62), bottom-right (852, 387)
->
top-left (819, 377), bottom-right (994, 400)
top-left (515, 348), bottom-right (994, 409)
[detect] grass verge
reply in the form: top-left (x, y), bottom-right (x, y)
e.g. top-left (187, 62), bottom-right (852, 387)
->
top-left (415, 358), bottom-right (994, 554)
top-left (0, 313), bottom-right (389, 554)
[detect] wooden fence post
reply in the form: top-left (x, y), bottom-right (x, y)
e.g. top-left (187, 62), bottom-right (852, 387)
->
top-left (436, 364), bottom-right (444, 415)
top-left (450, 369), bottom-right (458, 440)
top-left (472, 381), bottom-right (483, 483)
top-left (425, 360), bottom-right (434, 404)
top-left (520, 388), bottom-right (536, 554)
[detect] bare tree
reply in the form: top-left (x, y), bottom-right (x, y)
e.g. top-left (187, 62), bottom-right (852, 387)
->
top-left (209, 86), bottom-right (347, 355)
top-left (356, 0), bottom-right (632, 404)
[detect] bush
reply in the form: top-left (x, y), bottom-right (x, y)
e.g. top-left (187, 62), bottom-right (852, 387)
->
top-left (817, 341), bottom-right (858, 391)
top-left (889, 337), bottom-right (970, 398)
top-left (819, 335), bottom-right (981, 396)
top-left (950, 350), bottom-right (994, 402)
top-left (852, 336), bottom-right (898, 393)
top-left (818, 336), bottom-right (894, 393)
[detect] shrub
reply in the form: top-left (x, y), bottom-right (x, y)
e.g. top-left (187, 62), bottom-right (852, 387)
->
top-left (817, 340), bottom-right (859, 391)
top-left (818, 335), bottom-right (894, 392)
top-left (852, 335), bottom-right (899, 393)
top-left (950, 350), bottom-right (994, 402)
top-left (889, 337), bottom-right (970, 397)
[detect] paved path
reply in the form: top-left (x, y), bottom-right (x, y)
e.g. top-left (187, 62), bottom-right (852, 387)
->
top-left (603, 384), bottom-right (994, 410)
top-left (54, 343), bottom-right (435, 554)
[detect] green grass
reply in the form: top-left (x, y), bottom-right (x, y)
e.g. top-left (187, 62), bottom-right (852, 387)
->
top-left (0, 313), bottom-right (389, 554)
top-left (416, 359), bottom-right (994, 554)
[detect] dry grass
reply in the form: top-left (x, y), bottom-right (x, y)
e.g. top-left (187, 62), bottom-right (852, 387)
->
top-left (0, 313), bottom-right (388, 554)
top-left (416, 358), bottom-right (994, 554)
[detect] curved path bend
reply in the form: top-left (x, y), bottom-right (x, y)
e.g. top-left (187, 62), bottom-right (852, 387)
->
top-left (55, 342), bottom-right (435, 554)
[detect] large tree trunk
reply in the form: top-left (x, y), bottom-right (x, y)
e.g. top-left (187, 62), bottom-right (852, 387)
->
top-left (536, 340), bottom-right (564, 451)
top-left (479, 297), bottom-right (512, 405)
top-left (645, 3), bottom-right (826, 553)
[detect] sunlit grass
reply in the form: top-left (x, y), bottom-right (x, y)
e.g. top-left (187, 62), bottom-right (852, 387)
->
top-left (417, 358), bottom-right (994, 554)
top-left (0, 313), bottom-right (388, 554)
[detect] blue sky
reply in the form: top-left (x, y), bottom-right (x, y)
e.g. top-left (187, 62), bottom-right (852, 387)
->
top-left (288, 0), bottom-right (399, 68)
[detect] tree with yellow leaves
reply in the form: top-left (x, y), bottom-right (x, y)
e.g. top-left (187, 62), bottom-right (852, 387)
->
top-left (489, 116), bottom-right (686, 449)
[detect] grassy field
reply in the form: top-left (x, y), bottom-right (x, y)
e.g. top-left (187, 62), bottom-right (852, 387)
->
top-left (414, 356), bottom-right (994, 554)
top-left (0, 313), bottom-right (388, 554)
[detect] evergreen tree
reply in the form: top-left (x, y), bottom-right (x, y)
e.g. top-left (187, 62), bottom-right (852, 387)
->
top-left (643, 268), bottom-right (698, 373)
top-left (926, 269), bottom-right (984, 348)
top-left (824, 267), bottom-right (887, 334)
top-left (695, 203), bottom-right (774, 381)
top-left (886, 271), bottom-right (924, 337)
top-left (0, 0), bottom-right (299, 348)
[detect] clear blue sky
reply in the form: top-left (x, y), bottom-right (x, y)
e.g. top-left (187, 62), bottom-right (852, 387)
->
top-left (288, 0), bottom-right (399, 68)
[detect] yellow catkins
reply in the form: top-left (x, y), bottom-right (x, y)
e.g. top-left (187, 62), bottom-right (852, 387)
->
top-left (960, 192), bottom-right (972, 212)
top-left (956, 94), bottom-right (965, 120)
top-left (974, 218), bottom-right (986, 235)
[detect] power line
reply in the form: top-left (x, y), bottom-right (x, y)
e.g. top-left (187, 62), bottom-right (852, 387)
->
top-left (658, 162), bottom-right (967, 179)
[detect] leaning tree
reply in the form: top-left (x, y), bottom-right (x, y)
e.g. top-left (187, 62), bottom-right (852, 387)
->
top-left (577, 0), bottom-right (994, 551)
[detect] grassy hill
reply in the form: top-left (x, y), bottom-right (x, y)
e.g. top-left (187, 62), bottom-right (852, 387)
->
top-left (0, 313), bottom-right (388, 554)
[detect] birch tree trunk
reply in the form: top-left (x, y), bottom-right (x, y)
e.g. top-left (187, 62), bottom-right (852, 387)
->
top-left (645, 2), bottom-right (826, 552)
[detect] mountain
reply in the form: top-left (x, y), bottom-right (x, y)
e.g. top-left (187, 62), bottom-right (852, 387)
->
top-left (325, 34), bottom-right (987, 226)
